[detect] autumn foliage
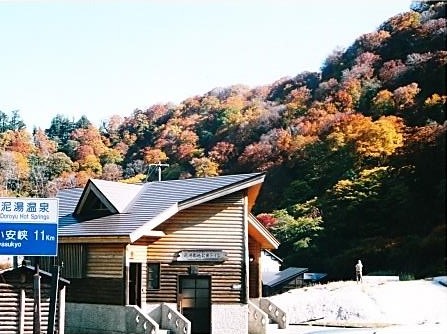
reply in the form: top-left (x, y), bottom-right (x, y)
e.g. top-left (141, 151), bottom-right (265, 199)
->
top-left (1, 2), bottom-right (445, 278)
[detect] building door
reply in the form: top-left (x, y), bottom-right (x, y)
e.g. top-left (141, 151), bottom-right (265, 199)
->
top-left (129, 262), bottom-right (142, 307)
top-left (179, 276), bottom-right (211, 334)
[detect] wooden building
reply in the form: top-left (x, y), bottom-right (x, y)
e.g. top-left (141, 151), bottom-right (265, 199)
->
top-left (0, 262), bottom-right (69, 334)
top-left (46, 172), bottom-right (279, 334)
top-left (261, 251), bottom-right (328, 296)
top-left (262, 267), bottom-right (308, 297)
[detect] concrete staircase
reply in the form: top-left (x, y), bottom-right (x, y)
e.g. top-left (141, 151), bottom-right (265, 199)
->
top-left (259, 298), bottom-right (288, 329)
top-left (249, 298), bottom-right (288, 334)
top-left (147, 303), bottom-right (190, 334)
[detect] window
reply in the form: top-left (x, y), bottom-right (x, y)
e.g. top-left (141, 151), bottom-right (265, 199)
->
top-left (147, 262), bottom-right (160, 290)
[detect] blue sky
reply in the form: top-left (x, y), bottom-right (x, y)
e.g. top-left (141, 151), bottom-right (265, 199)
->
top-left (0, 0), bottom-right (411, 130)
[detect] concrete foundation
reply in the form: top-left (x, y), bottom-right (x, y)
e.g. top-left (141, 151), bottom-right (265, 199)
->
top-left (211, 304), bottom-right (248, 334)
top-left (65, 303), bottom-right (158, 334)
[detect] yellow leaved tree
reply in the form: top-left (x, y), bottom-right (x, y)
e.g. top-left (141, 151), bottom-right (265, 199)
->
top-left (328, 114), bottom-right (405, 161)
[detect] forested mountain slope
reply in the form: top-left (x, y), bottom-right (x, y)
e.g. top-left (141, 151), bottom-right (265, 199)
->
top-left (1, 2), bottom-right (445, 279)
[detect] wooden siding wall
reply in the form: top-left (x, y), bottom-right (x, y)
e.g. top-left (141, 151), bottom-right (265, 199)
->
top-left (0, 279), bottom-right (58, 334)
top-left (248, 236), bottom-right (261, 298)
top-left (147, 192), bottom-right (246, 304)
top-left (87, 244), bottom-right (124, 278)
top-left (0, 283), bottom-right (20, 334)
top-left (127, 245), bottom-right (147, 263)
top-left (65, 243), bottom-right (125, 305)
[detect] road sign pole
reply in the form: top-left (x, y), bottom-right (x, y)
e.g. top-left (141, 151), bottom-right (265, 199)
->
top-left (33, 264), bottom-right (41, 334)
top-left (47, 263), bottom-right (60, 334)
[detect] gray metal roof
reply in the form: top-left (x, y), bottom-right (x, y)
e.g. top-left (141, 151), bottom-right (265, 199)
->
top-left (57, 173), bottom-right (265, 241)
top-left (303, 273), bottom-right (327, 282)
top-left (262, 267), bottom-right (308, 288)
top-left (57, 188), bottom-right (84, 217)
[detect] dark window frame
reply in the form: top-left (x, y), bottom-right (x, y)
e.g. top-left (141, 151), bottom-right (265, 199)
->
top-left (147, 262), bottom-right (161, 290)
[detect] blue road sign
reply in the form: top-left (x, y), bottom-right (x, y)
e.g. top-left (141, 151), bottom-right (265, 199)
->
top-left (0, 197), bottom-right (59, 256)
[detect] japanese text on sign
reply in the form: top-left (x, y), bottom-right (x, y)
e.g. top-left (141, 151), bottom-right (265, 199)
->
top-left (176, 249), bottom-right (227, 262)
top-left (0, 197), bottom-right (58, 256)
top-left (0, 198), bottom-right (58, 223)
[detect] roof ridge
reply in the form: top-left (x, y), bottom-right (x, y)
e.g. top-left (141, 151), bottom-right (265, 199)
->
top-left (122, 181), bottom-right (150, 213)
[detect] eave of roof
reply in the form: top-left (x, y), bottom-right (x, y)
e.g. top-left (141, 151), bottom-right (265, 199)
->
top-left (248, 214), bottom-right (280, 249)
top-left (59, 231), bottom-right (166, 243)
top-left (263, 249), bottom-right (283, 262)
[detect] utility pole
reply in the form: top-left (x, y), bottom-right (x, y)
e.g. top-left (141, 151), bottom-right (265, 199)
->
top-left (148, 162), bottom-right (169, 181)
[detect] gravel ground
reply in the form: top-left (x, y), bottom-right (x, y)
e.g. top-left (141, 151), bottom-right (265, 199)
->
top-left (266, 276), bottom-right (447, 333)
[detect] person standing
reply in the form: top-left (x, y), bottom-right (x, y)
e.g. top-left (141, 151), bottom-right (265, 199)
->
top-left (355, 260), bottom-right (363, 283)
